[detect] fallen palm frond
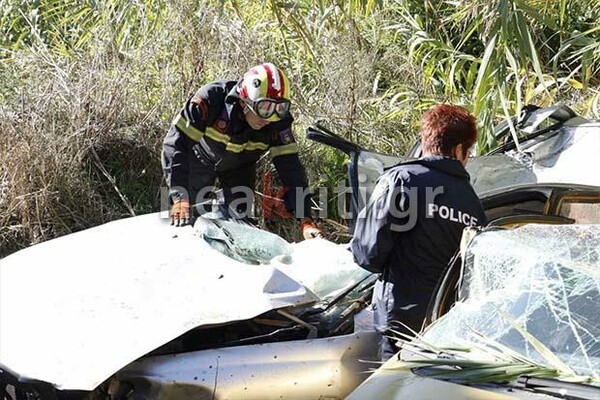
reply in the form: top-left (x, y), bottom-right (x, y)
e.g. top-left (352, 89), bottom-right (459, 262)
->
top-left (383, 317), bottom-right (598, 386)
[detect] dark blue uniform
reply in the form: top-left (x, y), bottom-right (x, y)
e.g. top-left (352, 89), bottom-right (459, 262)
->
top-left (350, 156), bottom-right (486, 358)
top-left (162, 80), bottom-right (311, 217)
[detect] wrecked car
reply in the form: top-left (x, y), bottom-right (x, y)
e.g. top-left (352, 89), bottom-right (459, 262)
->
top-left (1, 104), bottom-right (599, 400)
top-left (309, 103), bottom-right (600, 399)
top-left (347, 223), bottom-right (600, 400)
top-left (0, 216), bottom-right (380, 399)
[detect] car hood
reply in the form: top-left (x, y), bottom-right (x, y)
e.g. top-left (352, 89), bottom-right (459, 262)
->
top-left (0, 213), bottom-right (365, 391)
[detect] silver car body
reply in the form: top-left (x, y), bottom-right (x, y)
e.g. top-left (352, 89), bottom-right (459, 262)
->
top-left (350, 105), bottom-right (600, 209)
top-left (0, 213), bottom-right (380, 397)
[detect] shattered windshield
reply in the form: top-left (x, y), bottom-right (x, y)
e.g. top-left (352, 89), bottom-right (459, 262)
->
top-left (194, 217), bottom-right (293, 264)
top-left (423, 224), bottom-right (600, 378)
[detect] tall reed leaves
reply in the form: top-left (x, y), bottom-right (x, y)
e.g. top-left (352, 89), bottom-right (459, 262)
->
top-left (384, 0), bottom-right (599, 151)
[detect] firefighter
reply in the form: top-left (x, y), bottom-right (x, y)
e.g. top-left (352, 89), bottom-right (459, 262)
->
top-left (162, 63), bottom-right (322, 239)
top-left (350, 104), bottom-right (487, 360)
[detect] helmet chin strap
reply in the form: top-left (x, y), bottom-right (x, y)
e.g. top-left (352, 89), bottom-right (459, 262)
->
top-left (242, 105), bottom-right (261, 129)
top-left (242, 104), bottom-right (254, 120)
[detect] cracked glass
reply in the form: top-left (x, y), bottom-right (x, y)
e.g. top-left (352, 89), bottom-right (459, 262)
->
top-left (423, 224), bottom-right (600, 377)
top-left (194, 217), bottom-right (293, 264)
top-left (194, 217), bottom-right (372, 301)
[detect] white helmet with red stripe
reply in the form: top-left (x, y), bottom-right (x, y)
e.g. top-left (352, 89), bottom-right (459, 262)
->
top-left (239, 63), bottom-right (291, 122)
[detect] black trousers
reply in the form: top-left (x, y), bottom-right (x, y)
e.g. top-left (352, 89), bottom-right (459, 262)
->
top-left (372, 279), bottom-right (427, 361)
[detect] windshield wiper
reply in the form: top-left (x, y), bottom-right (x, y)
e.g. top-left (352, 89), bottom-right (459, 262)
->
top-left (515, 376), bottom-right (600, 400)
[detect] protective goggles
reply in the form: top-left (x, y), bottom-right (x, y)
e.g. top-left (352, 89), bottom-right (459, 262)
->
top-left (243, 98), bottom-right (291, 120)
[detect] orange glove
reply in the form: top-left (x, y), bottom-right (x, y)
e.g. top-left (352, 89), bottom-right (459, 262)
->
top-left (171, 199), bottom-right (190, 227)
top-left (300, 218), bottom-right (324, 240)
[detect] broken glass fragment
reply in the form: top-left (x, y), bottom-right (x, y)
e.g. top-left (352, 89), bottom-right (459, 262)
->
top-left (194, 217), bottom-right (292, 265)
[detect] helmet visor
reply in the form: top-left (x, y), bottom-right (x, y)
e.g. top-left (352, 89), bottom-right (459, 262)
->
top-left (247, 98), bottom-right (290, 120)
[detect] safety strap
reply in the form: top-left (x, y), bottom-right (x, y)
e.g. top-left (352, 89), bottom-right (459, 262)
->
top-left (227, 141), bottom-right (270, 153)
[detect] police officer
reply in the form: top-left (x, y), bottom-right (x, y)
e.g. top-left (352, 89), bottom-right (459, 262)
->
top-left (162, 63), bottom-right (322, 239)
top-left (350, 104), bottom-right (487, 360)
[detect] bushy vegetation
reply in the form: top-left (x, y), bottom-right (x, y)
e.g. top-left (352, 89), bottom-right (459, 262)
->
top-left (1, 0), bottom-right (598, 256)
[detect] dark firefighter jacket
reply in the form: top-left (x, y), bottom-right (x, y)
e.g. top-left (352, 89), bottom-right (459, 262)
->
top-left (162, 80), bottom-right (312, 218)
top-left (350, 156), bottom-right (487, 333)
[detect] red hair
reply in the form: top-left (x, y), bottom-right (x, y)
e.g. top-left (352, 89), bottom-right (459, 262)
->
top-left (420, 104), bottom-right (477, 156)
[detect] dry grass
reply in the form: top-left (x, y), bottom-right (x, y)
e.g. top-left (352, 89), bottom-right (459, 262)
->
top-left (0, 3), bottom-right (402, 257)
top-left (1, 0), bottom-right (597, 256)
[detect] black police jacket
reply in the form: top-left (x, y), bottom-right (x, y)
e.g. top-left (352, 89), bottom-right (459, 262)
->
top-left (162, 80), bottom-right (311, 218)
top-left (350, 156), bottom-right (487, 332)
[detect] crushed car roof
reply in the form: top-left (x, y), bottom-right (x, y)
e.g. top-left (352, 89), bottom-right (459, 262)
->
top-left (467, 118), bottom-right (600, 195)
top-left (344, 110), bottom-right (599, 215)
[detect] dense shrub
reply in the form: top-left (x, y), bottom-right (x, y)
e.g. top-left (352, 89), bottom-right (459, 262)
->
top-left (1, 0), bottom-right (598, 257)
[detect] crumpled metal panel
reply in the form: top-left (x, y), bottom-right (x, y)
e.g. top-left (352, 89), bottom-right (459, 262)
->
top-left (116, 331), bottom-right (382, 400)
top-left (0, 213), bottom-right (319, 390)
top-left (467, 122), bottom-right (600, 195)
top-left (347, 368), bottom-right (534, 400)
top-left (354, 119), bottom-right (600, 202)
